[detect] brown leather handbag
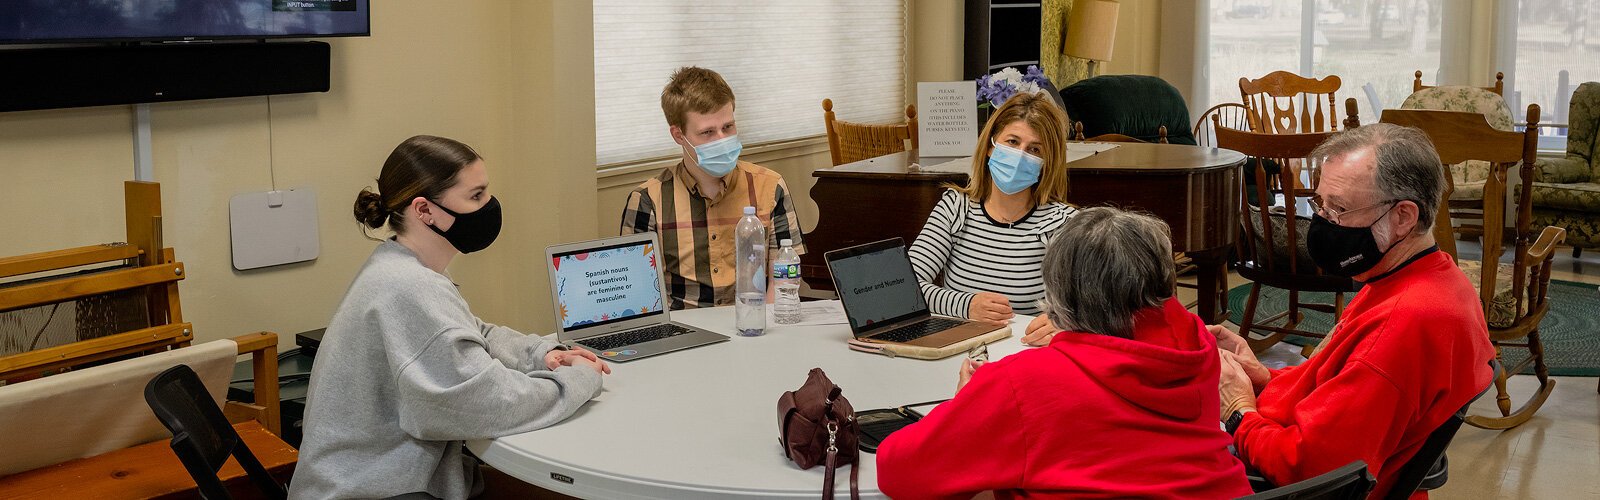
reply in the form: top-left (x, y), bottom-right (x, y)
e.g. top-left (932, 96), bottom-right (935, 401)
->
top-left (777, 368), bottom-right (860, 500)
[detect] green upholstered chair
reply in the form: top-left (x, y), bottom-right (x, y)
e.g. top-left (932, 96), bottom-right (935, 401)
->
top-left (1402, 86), bottom-right (1515, 201)
top-left (1060, 75), bottom-right (1195, 145)
top-left (1531, 82), bottom-right (1600, 257)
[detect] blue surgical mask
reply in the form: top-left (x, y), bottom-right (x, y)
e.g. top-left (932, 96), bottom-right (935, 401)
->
top-left (690, 134), bottom-right (742, 177)
top-left (986, 140), bottom-right (1043, 195)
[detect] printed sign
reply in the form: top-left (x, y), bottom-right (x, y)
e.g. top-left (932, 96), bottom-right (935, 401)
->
top-left (917, 81), bottom-right (980, 157)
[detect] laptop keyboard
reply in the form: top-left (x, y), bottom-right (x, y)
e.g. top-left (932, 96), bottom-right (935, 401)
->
top-left (577, 323), bottom-right (693, 352)
top-left (871, 317), bottom-right (966, 343)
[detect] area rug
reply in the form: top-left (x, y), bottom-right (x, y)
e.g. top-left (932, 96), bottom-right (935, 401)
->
top-left (1226, 280), bottom-right (1600, 376)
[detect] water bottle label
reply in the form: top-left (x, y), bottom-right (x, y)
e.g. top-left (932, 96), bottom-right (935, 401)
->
top-left (772, 263), bottom-right (800, 279)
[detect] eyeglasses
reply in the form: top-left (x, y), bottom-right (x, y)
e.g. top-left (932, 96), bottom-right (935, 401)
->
top-left (1309, 195), bottom-right (1399, 225)
top-left (967, 344), bottom-right (989, 363)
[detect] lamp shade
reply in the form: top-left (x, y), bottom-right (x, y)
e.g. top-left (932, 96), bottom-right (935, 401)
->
top-left (1063, 0), bottom-right (1119, 62)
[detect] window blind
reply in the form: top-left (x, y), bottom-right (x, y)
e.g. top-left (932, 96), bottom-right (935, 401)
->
top-left (594, 0), bottom-right (907, 167)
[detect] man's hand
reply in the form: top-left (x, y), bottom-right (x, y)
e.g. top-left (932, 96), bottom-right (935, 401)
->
top-left (1218, 349), bottom-right (1258, 417)
top-left (1208, 324), bottom-right (1270, 390)
top-left (968, 292), bottom-right (1014, 325)
top-left (1021, 315), bottom-right (1059, 346)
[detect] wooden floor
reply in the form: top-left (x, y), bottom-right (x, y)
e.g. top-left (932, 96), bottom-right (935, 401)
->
top-left (1178, 245), bottom-right (1600, 499)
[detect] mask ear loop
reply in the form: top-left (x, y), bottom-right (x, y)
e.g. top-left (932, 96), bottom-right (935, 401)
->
top-left (1370, 202), bottom-right (1406, 253)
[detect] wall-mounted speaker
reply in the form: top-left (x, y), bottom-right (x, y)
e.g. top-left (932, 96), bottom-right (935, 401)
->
top-left (0, 41), bottom-right (330, 112)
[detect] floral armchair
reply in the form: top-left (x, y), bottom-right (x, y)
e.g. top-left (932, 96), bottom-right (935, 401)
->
top-left (1401, 86), bottom-right (1515, 203)
top-left (1532, 82), bottom-right (1600, 256)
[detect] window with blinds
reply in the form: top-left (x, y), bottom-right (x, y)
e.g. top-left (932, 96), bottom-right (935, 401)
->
top-left (593, 0), bottom-right (907, 167)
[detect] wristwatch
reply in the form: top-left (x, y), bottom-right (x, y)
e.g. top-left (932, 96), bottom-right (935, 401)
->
top-left (1225, 410), bottom-right (1247, 434)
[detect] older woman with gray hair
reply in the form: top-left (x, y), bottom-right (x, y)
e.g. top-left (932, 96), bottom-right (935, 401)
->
top-left (876, 207), bottom-right (1251, 499)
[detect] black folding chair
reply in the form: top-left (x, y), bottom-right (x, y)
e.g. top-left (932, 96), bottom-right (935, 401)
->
top-left (1237, 461), bottom-right (1375, 500)
top-left (144, 364), bottom-right (287, 500)
top-left (1383, 359), bottom-right (1501, 499)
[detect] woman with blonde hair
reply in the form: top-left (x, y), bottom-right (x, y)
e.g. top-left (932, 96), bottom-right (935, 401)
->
top-left (907, 91), bottom-right (1075, 343)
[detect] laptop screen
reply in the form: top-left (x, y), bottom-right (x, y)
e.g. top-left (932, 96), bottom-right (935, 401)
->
top-left (551, 239), bottom-right (664, 331)
top-left (828, 243), bottom-right (930, 332)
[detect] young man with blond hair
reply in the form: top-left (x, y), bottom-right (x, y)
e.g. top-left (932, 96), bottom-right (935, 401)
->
top-left (620, 66), bottom-right (805, 309)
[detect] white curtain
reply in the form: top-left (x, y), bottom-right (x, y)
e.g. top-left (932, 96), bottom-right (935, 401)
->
top-left (593, 0), bottom-right (907, 166)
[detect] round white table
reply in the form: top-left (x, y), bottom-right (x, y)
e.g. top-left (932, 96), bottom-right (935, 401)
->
top-left (468, 305), bottom-right (1034, 499)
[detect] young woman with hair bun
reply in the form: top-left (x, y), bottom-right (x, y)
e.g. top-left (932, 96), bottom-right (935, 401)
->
top-left (292, 135), bottom-right (608, 500)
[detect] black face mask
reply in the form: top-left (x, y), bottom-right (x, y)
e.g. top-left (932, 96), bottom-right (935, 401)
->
top-left (1305, 207), bottom-right (1397, 278)
top-left (429, 196), bottom-right (502, 254)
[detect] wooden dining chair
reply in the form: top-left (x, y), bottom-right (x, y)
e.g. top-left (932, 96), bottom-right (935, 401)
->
top-left (822, 99), bottom-right (916, 166)
top-left (1240, 71), bottom-right (1349, 134)
top-left (1414, 70), bottom-right (1506, 96)
top-left (1382, 105), bottom-right (1566, 429)
top-left (1194, 103), bottom-right (1251, 146)
top-left (1213, 122), bottom-right (1357, 355)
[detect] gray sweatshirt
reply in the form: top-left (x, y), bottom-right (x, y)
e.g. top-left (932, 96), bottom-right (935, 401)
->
top-left (289, 240), bottom-right (602, 499)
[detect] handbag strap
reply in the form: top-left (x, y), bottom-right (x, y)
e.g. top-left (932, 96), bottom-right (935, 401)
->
top-left (849, 438), bottom-right (861, 500)
top-left (819, 411), bottom-right (861, 500)
top-left (823, 420), bottom-right (839, 500)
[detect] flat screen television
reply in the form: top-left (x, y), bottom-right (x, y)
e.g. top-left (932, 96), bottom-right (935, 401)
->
top-left (0, 0), bottom-right (370, 44)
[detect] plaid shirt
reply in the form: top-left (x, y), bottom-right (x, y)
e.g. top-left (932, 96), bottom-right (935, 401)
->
top-left (620, 161), bottom-right (806, 310)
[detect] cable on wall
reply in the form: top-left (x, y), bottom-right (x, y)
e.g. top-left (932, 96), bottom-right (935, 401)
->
top-left (266, 95), bottom-right (277, 191)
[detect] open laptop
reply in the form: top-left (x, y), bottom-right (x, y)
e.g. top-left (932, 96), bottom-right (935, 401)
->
top-left (825, 237), bottom-right (1004, 347)
top-left (545, 232), bottom-right (727, 362)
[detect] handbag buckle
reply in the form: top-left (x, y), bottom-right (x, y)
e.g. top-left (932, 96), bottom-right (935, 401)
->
top-left (826, 421), bottom-right (839, 454)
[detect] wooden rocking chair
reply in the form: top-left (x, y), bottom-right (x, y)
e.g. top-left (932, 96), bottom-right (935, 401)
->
top-left (1213, 123), bottom-right (1359, 355)
top-left (1382, 106), bottom-right (1565, 429)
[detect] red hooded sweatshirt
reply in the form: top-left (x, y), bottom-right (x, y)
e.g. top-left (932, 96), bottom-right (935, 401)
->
top-left (1234, 250), bottom-right (1496, 499)
top-left (876, 298), bottom-right (1252, 499)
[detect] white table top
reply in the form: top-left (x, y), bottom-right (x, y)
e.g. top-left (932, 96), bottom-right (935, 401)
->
top-left (469, 306), bottom-right (1035, 499)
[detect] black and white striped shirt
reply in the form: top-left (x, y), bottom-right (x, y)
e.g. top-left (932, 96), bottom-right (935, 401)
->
top-left (909, 189), bottom-right (1077, 318)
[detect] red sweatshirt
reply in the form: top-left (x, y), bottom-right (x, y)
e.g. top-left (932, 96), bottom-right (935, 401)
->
top-left (1235, 250), bottom-right (1495, 499)
top-left (876, 298), bottom-right (1252, 499)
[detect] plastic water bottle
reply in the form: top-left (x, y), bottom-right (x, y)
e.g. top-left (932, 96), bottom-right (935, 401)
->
top-left (772, 239), bottom-right (802, 325)
top-left (734, 206), bottom-right (767, 336)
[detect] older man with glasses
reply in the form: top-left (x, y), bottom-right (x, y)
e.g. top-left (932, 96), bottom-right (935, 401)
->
top-left (1213, 123), bottom-right (1496, 499)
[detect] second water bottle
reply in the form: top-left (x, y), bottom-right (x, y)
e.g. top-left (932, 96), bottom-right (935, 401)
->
top-left (734, 206), bottom-right (767, 336)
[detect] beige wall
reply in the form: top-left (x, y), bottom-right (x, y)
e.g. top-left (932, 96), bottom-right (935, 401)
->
top-left (1106, 0), bottom-right (1163, 76)
top-left (0, 1), bottom-right (597, 349)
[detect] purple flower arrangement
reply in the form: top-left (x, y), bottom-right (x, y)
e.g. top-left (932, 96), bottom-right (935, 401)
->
top-left (976, 65), bottom-right (1050, 108)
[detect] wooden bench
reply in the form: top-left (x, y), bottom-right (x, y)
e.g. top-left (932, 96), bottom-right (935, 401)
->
top-left (0, 420), bottom-right (296, 500)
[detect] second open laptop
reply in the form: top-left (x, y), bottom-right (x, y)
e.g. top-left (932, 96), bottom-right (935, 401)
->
top-left (545, 232), bottom-right (727, 362)
top-left (825, 237), bottom-right (1002, 347)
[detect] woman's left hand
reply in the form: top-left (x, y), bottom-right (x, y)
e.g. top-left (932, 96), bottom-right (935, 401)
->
top-left (956, 357), bottom-right (986, 392)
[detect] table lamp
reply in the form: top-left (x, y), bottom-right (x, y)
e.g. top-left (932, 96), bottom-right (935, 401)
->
top-left (1063, 0), bottom-right (1119, 77)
